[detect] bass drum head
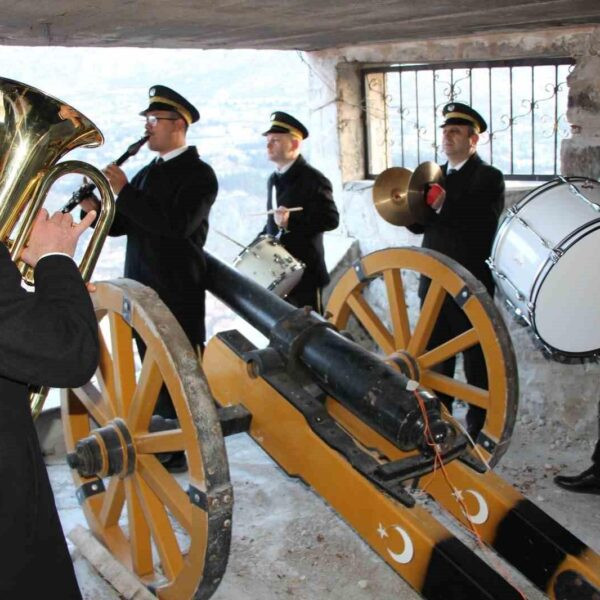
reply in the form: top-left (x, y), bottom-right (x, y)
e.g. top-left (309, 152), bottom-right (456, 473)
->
top-left (533, 226), bottom-right (600, 356)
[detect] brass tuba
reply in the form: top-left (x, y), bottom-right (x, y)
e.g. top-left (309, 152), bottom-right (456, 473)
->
top-left (0, 77), bottom-right (115, 417)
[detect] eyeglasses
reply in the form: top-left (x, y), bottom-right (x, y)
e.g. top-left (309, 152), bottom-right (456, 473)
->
top-left (144, 115), bottom-right (181, 127)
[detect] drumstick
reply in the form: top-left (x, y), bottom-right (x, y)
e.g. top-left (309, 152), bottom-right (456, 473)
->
top-left (213, 229), bottom-right (247, 249)
top-left (248, 207), bottom-right (304, 217)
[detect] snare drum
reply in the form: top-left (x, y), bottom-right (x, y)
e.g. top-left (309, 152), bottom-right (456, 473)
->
top-left (233, 235), bottom-right (305, 297)
top-left (488, 176), bottom-right (600, 358)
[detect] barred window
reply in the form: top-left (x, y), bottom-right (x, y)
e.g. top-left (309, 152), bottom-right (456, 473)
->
top-left (362, 58), bottom-right (574, 181)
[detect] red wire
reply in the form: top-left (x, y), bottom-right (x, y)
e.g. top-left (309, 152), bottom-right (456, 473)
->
top-left (413, 389), bottom-right (528, 600)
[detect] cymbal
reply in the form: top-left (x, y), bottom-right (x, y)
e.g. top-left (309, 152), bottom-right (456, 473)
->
top-left (408, 161), bottom-right (445, 224)
top-left (372, 167), bottom-right (413, 226)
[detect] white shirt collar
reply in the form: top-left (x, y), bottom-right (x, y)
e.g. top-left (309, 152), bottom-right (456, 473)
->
top-left (448, 157), bottom-right (468, 172)
top-left (159, 145), bottom-right (188, 162)
top-left (276, 157), bottom-right (297, 175)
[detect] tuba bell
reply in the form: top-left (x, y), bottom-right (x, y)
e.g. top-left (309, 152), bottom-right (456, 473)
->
top-left (0, 77), bottom-right (115, 417)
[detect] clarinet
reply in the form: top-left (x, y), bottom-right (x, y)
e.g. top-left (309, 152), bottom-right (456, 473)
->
top-left (61, 135), bottom-right (149, 213)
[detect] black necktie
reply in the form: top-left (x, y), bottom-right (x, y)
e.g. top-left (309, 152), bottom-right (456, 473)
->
top-left (155, 157), bottom-right (164, 165)
top-left (447, 167), bottom-right (457, 175)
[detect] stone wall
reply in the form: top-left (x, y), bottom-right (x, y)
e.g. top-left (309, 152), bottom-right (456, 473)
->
top-left (304, 25), bottom-right (600, 451)
top-left (562, 55), bottom-right (600, 178)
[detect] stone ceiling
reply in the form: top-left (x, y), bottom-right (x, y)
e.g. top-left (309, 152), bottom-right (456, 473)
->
top-left (0, 0), bottom-right (599, 51)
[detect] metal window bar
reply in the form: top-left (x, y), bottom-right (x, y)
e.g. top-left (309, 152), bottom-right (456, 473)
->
top-left (469, 68), bottom-right (473, 106)
top-left (488, 67), bottom-right (493, 165)
top-left (554, 64), bottom-right (559, 174)
top-left (400, 74), bottom-right (405, 166)
top-left (531, 66), bottom-right (535, 174)
top-left (362, 57), bottom-right (574, 180)
top-left (509, 66), bottom-right (514, 175)
top-left (415, 71), bottom-right (420, 163)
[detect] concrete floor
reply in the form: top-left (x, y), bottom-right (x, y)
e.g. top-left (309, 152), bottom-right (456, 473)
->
top-left (47, 413), bottom-right (600, 600)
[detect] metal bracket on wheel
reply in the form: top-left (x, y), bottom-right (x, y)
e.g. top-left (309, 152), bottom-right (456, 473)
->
top-left (352, 258), bottom-right (370, 283)
top-left (122, 296), bottom-right (132, 324)
top-left (454, 286), bottom-right (472, 307)
top-left (476, 430), bottom-right (497, 454)
top-left (188, 485), bottom-right (208, 511)
top-left (76, 477), bottom-right (106, 504)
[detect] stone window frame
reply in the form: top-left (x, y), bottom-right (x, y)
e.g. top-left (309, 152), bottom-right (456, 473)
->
top-left (361, 57), bottom-right (575, 181)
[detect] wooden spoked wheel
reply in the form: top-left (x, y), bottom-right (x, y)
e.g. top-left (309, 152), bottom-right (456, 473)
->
top-left (326, 247), bottom-right (518, 467)
top-left (61, 279), bottom-right (231, 600)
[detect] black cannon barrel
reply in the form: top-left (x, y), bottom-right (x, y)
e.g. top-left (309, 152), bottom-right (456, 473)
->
top-left (205, 251), bottom-right (451, 452)
top-left (206, 251), bottom-right (291, 332)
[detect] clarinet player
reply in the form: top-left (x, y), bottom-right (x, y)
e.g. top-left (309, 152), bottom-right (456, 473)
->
top-left (79, 85), bottom-right (218, 473)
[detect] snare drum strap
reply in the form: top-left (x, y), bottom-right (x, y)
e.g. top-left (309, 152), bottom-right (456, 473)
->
top-left (267, 177), bottom-right (278, 211)
top-left (267, 176), bottom-right (286, 239)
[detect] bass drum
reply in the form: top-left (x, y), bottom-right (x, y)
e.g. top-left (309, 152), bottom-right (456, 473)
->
top-left (489, 176), bottom-right (600, 359)
top-left (233, 235), bottom-right (305, 297)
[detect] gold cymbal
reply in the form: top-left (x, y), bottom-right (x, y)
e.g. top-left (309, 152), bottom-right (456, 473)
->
top-left (372, 167), bottom-right (413, 226)
top-left (407, 161), bottom-right (445, 224)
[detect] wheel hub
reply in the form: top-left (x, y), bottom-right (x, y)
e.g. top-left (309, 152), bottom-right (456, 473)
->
top-left (385, 350), bottom-right (421, 380)
top-left (67, 418), bottom-right (135, 478)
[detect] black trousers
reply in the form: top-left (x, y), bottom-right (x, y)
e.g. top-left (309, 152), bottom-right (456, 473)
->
top-left (0, 388), bottom-right (81, 598)
top-left (134, 332), bottom-right (203, 421)
top-left (426, 295), bottom-right (487, 437)
top-left (286, 285), bottom-right (323, 315)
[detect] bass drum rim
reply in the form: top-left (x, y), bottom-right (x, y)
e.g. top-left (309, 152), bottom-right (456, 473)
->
top-left (513, 176), bottom-right (592, 213)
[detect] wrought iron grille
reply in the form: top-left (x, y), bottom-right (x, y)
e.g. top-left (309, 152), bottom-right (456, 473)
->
top-left (362, 58), bottom-right (574, 180)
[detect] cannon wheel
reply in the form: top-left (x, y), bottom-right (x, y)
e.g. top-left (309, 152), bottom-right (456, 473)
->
top-left (61, 279), bottom-right (231, 600)
top-left (326, 247), bottom-right (518, 467)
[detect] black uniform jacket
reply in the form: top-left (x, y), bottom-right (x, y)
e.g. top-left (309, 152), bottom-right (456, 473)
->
top-left (408, 152), bottom-right (504, 296)
top-left (0, 245), bottom-right (98, 598)
top-left (264, 155), bottom-right (339, 290)
top-left (0, 246), bottom-right (98, 387)
top-left (109, 146), bottom-right (218, 345)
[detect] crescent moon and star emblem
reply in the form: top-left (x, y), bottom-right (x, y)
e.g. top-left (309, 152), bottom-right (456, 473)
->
top-left (377, 522), bottom-right (415, 564)
top-left (453, 489), bottom-right (490, 525)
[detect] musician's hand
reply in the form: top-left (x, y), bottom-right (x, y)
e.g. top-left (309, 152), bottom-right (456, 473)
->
top-left (103, 164), bottom-right (128, 196)
top-left (274, 206), bottom-right (290, 229)
top-left (21, 209), bottom-right (97, 267)
top-left (79, 177), bottom-right (98, 204)
top-left (425, 183), bottom-right (446, 211)
top-left (86, 281), bottom-right (97, 293)
top-left (79, 197), bottom-right (100, 213)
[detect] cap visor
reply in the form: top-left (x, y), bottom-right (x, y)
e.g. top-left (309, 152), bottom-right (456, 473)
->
top-left (262, 125), bottom-right (293, 136)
